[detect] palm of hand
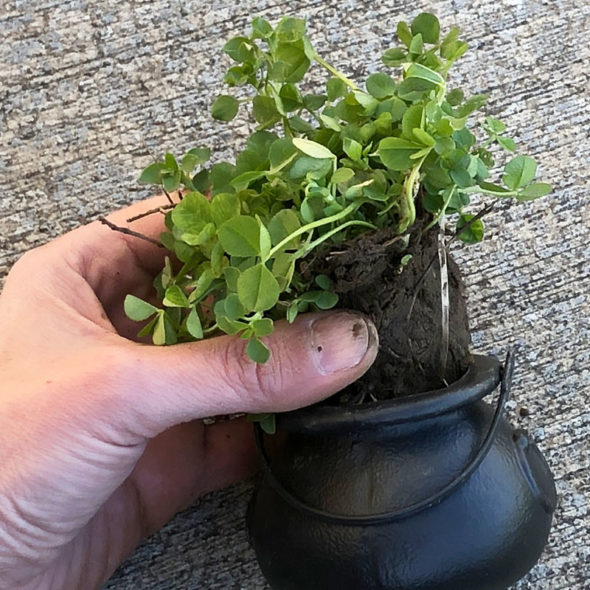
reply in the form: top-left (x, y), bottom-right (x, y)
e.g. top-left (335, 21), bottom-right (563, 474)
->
top-left (0, 198), bottom-right (255, 590)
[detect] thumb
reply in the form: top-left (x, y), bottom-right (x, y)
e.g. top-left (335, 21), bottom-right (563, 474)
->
top-left (111, 311), bottom-right (378, 438)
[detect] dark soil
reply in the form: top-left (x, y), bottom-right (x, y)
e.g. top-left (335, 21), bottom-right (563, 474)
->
top-left (301, 223), bottom-right (472, 400)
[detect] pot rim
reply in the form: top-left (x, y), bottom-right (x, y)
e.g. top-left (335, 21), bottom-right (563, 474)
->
top-left (276, 354), bottom-right (501, 433)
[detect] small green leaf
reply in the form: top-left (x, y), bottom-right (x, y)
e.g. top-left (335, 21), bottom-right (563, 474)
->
top-left (485, 116), bottom-right (507, 134)
top-left (331, 167), bottom-right (355, 184)
top-left (268, 209), bottom-right (301, 247)
top-left (186, 308), bottom-right (204, 339)
top-left (457, 214), bottom-right (484, 244)
top-left (477, 182), bottom-right (511, 195)
top-left (171, 192), bottom-right (212, 234)
top-left (446, 88), bottom-right (464, 107)
top-left (503, 155), bottom-right (538, 190)
top-left (211, 95), bottom-right (239, 121)
top-left (218, 216), bottom-right (262, 257)
top-left (315, 274), bottom-right (333, 290)
top-left (402, 104), bottom-right (424, 138)
top-left (279, 83), bottom-right (303, 112)
top-left (413, 128), bottom-right (435, 147)
top-left (381, 47), bottom-right (407, 67)
top-left (252, 317), bottom-right (274, 338)
top-left (181, 148), bottom-right (210, 173)
top-left (252, 95), bottom-right (281, 127)
top-left (315, 291), bottom-right (339, 310)
top-left (189, 269), bottom-right (214, 303)
top-left (124, 295), bottom-right (158, 321)
top-left (343, 137), bottom-right (363, 161)
top-left (378, 137), bottom-right (422, 171)
top-left (366, 73), bottom-right (396, 99)
top-left (455, 94), bottom-right (488, 117)
top-left (210, 162), bottom-right (236, 194)
top-left (272, 252), bottom-right (296, 289)
top-left (275, 17), bottom-right (306, 43)
top-left (137, 314), bottom-right (159, 338)
top-left (192, 168), bottom-right (210, 193)
top-left (217, 315), bottom-right (247, 335)
top-left (248, 412), bottom-right (276, 433)
top-left (152, 312), bottom-right (166, 345)
top-left (223, 36), bottom-right (254, 62)
top-left (409, 34), bottom-right (424, 55)
top-left (326, 77), bottom-right (347, 101)
top-left (210, 242), bottom-right (226, 277)
top-left (269, 137), bottom-right (298, 171)
top-left (397, 21), bottom-right (413, 47)
top-left (497, 136), bottom-right (517, 152)
top-left (441, 27), bottom-right (461, 59)
top-left (290, 156), bottom-right (332, 180)
top-left (224, 293), bottom-right (246, 320)
top-left (269, 44), bottom-right (311, 83)
top-left (292, 137), bottom-right (335, 160)
top-left (163, 285), bottom-right (189, 308)
top-left (406, 63), bottom-right (444, 86)
top-left (246, 337), bottom-right (271, 363)
top-left (210, 192), bottom-right (241, 228)
top-left (237, 263), bottom-right (281, 312)
top-left (411, 13), bottom-right (440, 44)
top-left (251, 16), bottom-right (273, 38)
top-left (286, 302), bottom-right (299, 323)
top-left (259, 219), bottom-right (272, 261)
top-left (319, 113), bottom-right (341, 131)
top-left (450, 168), bottom-right (474, 188)
top-left (231, 170), bottom-right (267, 191)
top-left (139, 163), bottom-right (163, 184)
top-left (224, 266), bottom-right (241, 292)
top-left (303, 93), bottom-right (327, 110)
top-left (517, 182), bottom-right (552, 200)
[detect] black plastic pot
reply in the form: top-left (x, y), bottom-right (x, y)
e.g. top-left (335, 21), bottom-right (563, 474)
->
top-left (247, 353), bottom-right (556, 590)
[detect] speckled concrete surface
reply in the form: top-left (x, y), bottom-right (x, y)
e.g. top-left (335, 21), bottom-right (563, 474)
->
top-left (1, 1), bottom-right (588, 589)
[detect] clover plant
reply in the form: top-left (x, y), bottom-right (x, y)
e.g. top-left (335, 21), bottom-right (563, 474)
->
top-left (125, 13), bottom-right (550, 365)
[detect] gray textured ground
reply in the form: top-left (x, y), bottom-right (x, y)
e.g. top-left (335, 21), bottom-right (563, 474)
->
top-left (1, 0), bottom-right (588, 588)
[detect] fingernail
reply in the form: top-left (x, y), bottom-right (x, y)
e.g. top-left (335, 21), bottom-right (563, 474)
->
top-left (310, 312), bottom-right (377, 375)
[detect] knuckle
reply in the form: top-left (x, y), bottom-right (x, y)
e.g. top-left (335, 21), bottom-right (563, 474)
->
top-left (219, 336), bottom-right (290, 409)
top-left (10, 248), bottom-right (42, 274)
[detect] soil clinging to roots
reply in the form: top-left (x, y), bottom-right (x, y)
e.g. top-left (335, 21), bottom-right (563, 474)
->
top-left (302, 224), bottom-right (472, 400)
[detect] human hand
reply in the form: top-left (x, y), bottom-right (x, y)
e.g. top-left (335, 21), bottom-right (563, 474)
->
top-left (0, 196), bottom-right (378, 590)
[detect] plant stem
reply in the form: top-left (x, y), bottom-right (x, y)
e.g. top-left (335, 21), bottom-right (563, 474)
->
top-left (203, 323), bottom-right (219, 335)
top-left (268, 202), bottom-right (359, 258)
top-left (465, 186), bottom-right (517, 198)
top-left (98, 217), bottom-right (164, 248)
top-left (268, 153), bottom-right (297, 176)
top-left (126, 203), bottom-right (174, 223)
top-left (313, 53), bottom-right (359, 91)
top-left (301, 219), bottom-right (376, 255)
top-left (424, 184), bottom-right (457, 232)
top-left (399, 155), bottom-right (427, 233)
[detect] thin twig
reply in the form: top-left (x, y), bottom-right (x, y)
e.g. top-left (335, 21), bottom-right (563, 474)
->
top-left (446, 202), bottom-right (495, 246)
top-left (98, 217), bottom-right (164, 248)
top-left (126, 203), bottom-right (174, 223)
top-left (162, 188), bottom-right (174, 205)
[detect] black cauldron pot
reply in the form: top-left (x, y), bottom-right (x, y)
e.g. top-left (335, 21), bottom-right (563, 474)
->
top-left (247, 353), bottom-right (556, 590)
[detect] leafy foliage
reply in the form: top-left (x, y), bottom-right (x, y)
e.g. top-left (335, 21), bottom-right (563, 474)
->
top-left (130, 13), bottom-right (551, 363)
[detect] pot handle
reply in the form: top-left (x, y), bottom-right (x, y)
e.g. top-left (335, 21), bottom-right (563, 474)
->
top-left (255, 349), bottom-right (516, 526)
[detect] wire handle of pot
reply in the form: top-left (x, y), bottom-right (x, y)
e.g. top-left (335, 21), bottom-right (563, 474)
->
top-left (255, 349), bottom-right (516, 526)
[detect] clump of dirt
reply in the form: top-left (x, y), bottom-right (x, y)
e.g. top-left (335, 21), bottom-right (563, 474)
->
top-left (301, 223), bottom-right (472, 400)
